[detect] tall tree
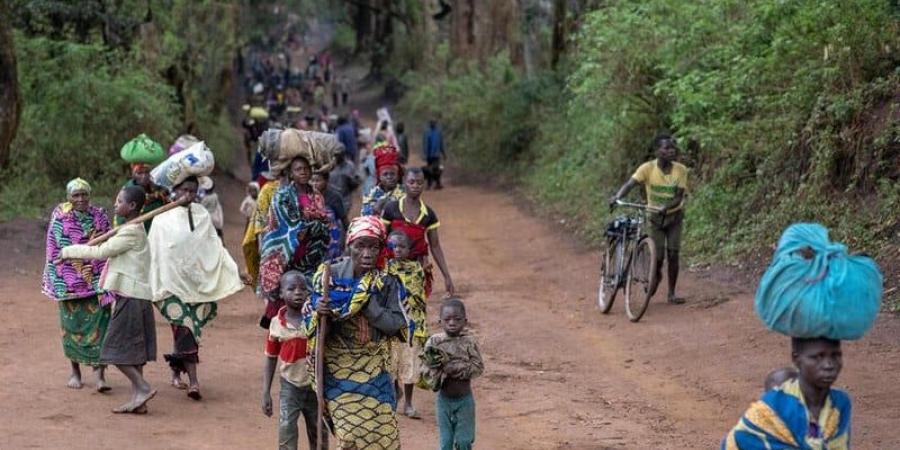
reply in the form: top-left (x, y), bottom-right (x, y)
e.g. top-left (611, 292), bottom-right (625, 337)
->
top-left (550, 0), bottom-right (567, 68)
top-left (0, 0), bottom-right (21, 168)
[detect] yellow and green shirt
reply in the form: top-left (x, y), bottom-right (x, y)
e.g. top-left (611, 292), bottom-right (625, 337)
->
top-left (631, 159), bottom-right (688, 213)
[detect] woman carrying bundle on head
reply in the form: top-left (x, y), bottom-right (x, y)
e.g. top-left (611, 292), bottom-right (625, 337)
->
top-left (722, 223), bottom-right (882, 450)
top-left (257, 152), bottom-right (333, 328)
top-left (148, 175), bottom-right (244, 400)
top-left (118, 134), bottom-right (168, 231)
top-left (42, 178), bottom-right (112, 391)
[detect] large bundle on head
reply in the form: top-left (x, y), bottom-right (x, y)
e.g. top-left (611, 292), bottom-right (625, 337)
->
top-left (755, 223), bottom-right (882, 341)
top-left (150, 141), bottom-right (215, 189)
top-left (168, 134), bottom-right (200, 156)
top-left (120, 134), bottom-right (166, 164)
top-left (263, 128), bottom-right (337, 175)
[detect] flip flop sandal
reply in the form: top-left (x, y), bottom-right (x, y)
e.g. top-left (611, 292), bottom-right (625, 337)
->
top-left (132, 390), bottom-right (157, 411)
top-left (668, 296), bottom-right (686, 305)
top-left (172, 379), bottom-right (188, 390)
top-left (97, 384), bottom-right (112, 393)
top-left (132, 405), bottom-right (148, 415)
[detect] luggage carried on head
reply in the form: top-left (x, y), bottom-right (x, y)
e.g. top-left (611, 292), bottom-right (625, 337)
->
top-left (168, 134), bottom-right (200, 156)
top-left (120, 134), bottom-right (166, 164)
top-left (151, 141), bottom-right (216, 189)
top-left (259, 128), bottom-right (337, 176)
top-left (755, 223), bottom-right (882, 341)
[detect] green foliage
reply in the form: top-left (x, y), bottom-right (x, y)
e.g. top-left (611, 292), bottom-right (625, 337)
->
top-left (0, 34), bottom-right (179, 219)
top-left (2, 0), bottom-right (250, 219)
top-left (402, 0), bottom-right (900, 272)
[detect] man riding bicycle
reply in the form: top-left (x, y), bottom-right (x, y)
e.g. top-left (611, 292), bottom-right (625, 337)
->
top-left (610, 134), bottom-right (688, 305)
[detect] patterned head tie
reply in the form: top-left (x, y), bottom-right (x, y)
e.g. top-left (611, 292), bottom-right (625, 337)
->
top-left (66, 178), bottom-right (92, 196)
top-left (347, 215), bottom-right (386, 244)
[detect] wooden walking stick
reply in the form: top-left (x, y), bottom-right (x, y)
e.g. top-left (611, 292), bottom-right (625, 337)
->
top-left (315, 264), bottom-right (331, 450)
top-left (86, 197), bottom-right (190, 246)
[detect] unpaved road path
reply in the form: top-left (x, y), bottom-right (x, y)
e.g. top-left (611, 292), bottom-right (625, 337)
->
top-left (2, 170), bottom-right (899, 449)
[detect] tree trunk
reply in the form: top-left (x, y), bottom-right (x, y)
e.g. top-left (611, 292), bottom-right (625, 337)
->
top-left (354, 2), bottom-right (372, 54)
top-left (0, 0), bottom-right (21, 169)
top-left (551, 0), bottom-right (567, 68)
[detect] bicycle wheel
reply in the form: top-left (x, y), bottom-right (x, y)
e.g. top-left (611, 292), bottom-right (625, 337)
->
top-left (598, 240), bottom-right (623, 313)
top-left (624, 236), bottom-right (657, 322)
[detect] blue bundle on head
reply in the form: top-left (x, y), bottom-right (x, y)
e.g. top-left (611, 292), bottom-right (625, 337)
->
top-left (755, 223), bottom-right (882, 340)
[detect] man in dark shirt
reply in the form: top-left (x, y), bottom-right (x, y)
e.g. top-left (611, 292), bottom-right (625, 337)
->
top-left (423, 120), bottom-right (447, 189)
top-left (335, 116), bottom-right (358, 163)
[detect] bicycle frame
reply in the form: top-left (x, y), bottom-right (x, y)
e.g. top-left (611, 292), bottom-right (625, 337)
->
top-left (607, 201), bottom-right (660, 287)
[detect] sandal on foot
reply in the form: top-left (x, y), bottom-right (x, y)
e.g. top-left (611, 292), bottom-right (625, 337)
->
top-left (667, 296), bottom-right (686, 305)
top-left (171, 379), bottom-right (188, 390)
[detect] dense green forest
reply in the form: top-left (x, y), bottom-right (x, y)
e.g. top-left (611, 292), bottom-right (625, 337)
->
top-left (393, 0), bottom-right (900, 306)
top-left (0, 0), bottom-right (897, 304)
top-left (0, 0), bottom-right (289, 217)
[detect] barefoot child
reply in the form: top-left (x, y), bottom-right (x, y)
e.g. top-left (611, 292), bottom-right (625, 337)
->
top-left (60, 185), bottom-right (158, 413)
top-left (261, 271), bottom-right (326, 450)
top-left (422, 298), bottom-right (484, 450)
top-left (386, 231), bottom-right (428, 419)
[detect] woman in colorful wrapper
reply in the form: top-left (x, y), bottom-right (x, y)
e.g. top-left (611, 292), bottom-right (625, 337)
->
top-left (722, 223), bottom-right (882, 450)
top-left (257, 156), bottom-right (332, 328)
top-left (148, 176), bottom-right (244, 400)
top-left (306, 216), bottom-right (407, 450)
top-left (361, 144), bottom-right (405, 217)
top-left (381, 167), bottom-right (455, 297)
top-left (42, 178), bottom-right (112, 391)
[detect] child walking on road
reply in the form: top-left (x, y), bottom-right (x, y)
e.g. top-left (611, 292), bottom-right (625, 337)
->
top-left (261, 271), bottom-right (326, 450)
top-left (60, 185), bottom-right (157, 414)
top-left (386, 231), bottom-right (428, 419)
top-left (422, 298), bottom-right (484, 450)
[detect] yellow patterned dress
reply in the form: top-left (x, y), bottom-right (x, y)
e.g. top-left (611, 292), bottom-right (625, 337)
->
top-left (306, 258), bottom-right (406, 449)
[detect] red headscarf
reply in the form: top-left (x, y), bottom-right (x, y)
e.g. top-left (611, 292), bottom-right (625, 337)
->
top-left (131, 163), bottom-right (151, 174)
top-left (374, 144), bottom-right (403, 178)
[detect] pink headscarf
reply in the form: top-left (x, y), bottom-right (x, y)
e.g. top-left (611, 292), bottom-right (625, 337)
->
top-left (347, 216), bottom-right (386, 244)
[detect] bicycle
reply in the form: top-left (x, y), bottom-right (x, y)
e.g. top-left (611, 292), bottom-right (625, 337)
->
top-left (597, 200), bottom-right (660, 322)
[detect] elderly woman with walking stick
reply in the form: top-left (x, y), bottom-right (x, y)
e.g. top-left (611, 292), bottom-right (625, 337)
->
top-left (305, 216), bottom-right (407, 450)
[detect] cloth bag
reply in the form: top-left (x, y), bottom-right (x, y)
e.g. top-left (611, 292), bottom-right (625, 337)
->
top-left (754, 223), bottom-right (882, 340)
top-left (151, 141), bottom-right (215, 189)
top-left (120, 134), bottom-right (165, 164)
top-left (267, 128), bottom-right (337, 175)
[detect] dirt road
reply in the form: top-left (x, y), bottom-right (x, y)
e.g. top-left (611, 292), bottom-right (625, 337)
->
top-left (2, 164), bottom-right (900, 449)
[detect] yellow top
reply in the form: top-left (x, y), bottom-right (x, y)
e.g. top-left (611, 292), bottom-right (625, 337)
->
top-left (631, 159), bottom-right (688, 213)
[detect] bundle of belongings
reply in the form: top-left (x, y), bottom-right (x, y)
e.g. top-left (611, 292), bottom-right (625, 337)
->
top-left (120, 134), bottom-right (166, 164)
top-left (755, 223), bottom-right (882, 341)
top-left (151, 141), bottom-right (216, 189)
top-left (257, 128), bottom-right (338, 175)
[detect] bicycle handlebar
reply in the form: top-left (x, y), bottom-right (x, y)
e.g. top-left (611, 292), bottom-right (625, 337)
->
top-left (614, 199), bottom-right (663, 214)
